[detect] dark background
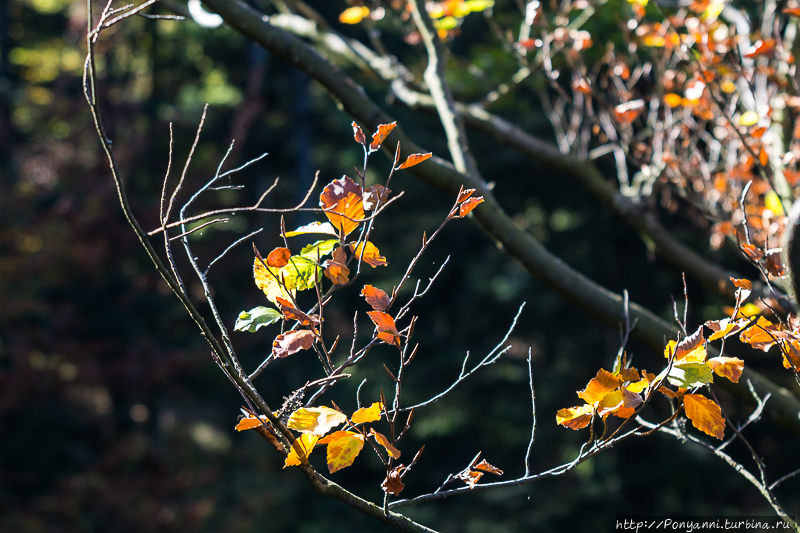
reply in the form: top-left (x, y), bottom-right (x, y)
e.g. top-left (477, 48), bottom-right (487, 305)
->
top-left (1, 1), bottom-right (798, 531)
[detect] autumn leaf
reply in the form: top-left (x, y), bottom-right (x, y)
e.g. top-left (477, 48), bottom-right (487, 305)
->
top-left (577, 368), bottom-right (621, 404)
top-left (382, 465), bottom-right (405, 495)
top-left (323, 247), bottom-right (350, 285)
top-left (369, 122), bottom-right (397, 153)
top-left (284, 434), bottom-right (319, 467)
top-left (458, 188), bottom-right (476, 203)
top-left (706, 357), bottom-right (744, 383)
top-left (368, 310), bottom-right (401, 348)
top-left (369, 428), bottom-right (401, 459)
top-left (664, 327), bottom-right (707, 363)
top-left (683, 393), bottom-right (725, 439)
top-left (352, 121), bottom-right (366, 145)
top-left (613, 100), bottom-right (645, 124)
top-left (272, 330), bottom-right (316, 358)
top-left (667, 362), bottom-right (714, 389)
top-left (664, 93), bottom-right (682, 107)
top-left (319, 430), bottom-right (365, 473)
top-left (556, 404), bottom-right (594, 430)
top-left (267, 247), bottom-right (291, 268)
top-left (597, 390), bottom-right (635, 419)
top-left (473, 459), bottom-right (503, 476)
top-left (361, 285), bottom-right (390, 311)
top-left (320, 176), bottom-right (364, 237)
top-left (621, 385), bottom-right (643, 409)
top-left (572, 78), bottom-right (592, 94)
top-left (705, 318), bottom-right (749, 341)
top-left (455, 469), bottom-right (483, 488)
top-left (352, 402), bottom-right (383, 424)
top-left (235, 412), bottom-right (269, 431)
top-left (351, 241), bottom-right (388, 267)
top-left (285, 221), bottom-right (339, 237)
top-left (618, 367), bottom-right (639, 382)
top-left (744, 39), bottom-right (775, 58)
top-left (254, 258), bottom-right (296, 305)
top-left (783, 341), bottom-right (800, 371)
top-left (339, 6), bottom-right (370, 24)
top-left (299, 239), bottom-right (338, 259)
top-left (741, 243), bottom-right (764, 262)
top-left (281, 256), bottom-right (323, 291)
top-left (287, 406), bottom-right (347, 436)
top-left (363, 184), bottom-right (390, 210)
top-left (234, 306), bottom-right (282, 333)
top-left (456, 196), bottom-right (484, 218)
top-left (397, 152), bottom-right (432, 170)
top-left (740, 316), bottom-right (782, 351)
top-left (276, 297), bottom-right (320, 327)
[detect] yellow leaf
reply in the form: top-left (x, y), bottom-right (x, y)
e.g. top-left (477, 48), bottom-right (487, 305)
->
top-left (350, 241), bottom-right (388, 267)
top-left (284, 434), bottom-right (319, 467)
top-left (319, 430), bottom-right (365, 473)
top-left (664, 93), bottom-right (683, 107)
top-left (705, 356), bottom-right (744, 383)
top-left (339, 6), bottom-right (370, 24)
top-left (577, 368), bottom-right (620, 404)
top-left (684, 393), bottom-right (725, 439)
top-left (351, 402), bottom-right (383, 424)
top-left (765, 191), bottom-right (785, 216)
top-left (739, 111), bottom-right (759, 126)
top-left (556, 404), bottom-right (594, 430)
top-left (254, 258), bottom-right (296, 305)
top-left (287, 407), bottom-right (347, 436)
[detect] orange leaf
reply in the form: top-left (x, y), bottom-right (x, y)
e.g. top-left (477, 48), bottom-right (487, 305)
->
top-left (744, 39), bottom-right (775, 58)
top-left (318, 430), bottom-right (365, 473)
top-left (664, 93), bottom-right (683, 107)
top-left (457, 196), bottom-right (484, 218)
top-left (272, 329), bottom-right (316, 358)
top-left (369, 122), bottom-right (397, 153)
top-left (320, 176), bottom-right (364, 237)
top-left (556, 404), bottom-right (594, 430)
top-left (287, 406), bottom-right (347, 436)
top-left (361, 285), bottom-right (390, 311)
top-left (363, 184), bottom-right (390, 210)
top-left (351, 241), bottom-right (388, 267)
top-left (455, 469), bottom-right (483, 488)
top-left (572, 78), bottom-right (592, 94)
top-left (458, 188), bottom-right (476, 203)
top-left (267, 247), bottom-right (291, 268)
top-left (352, 402), bottom-right (383, 424)
top-left (783, 341), bottom-right (800, 370)
top-left (368, 311), bottom-right (400, 335)
top-left (284, 434), bottom-right (319, 467)
top-left (683, 393), bottom-right (725, 439)
top-left (235, 415), bottom-right (267, 431)
top-left (323, 247), bottom-right (350, 286)
top-left (339, 6), bottom-right (370, 24)
top-left (369, 428), bottom-right (401, 459)
top-left (596, 390), bottom-right (631, 418)
top-left (741, 243), bottom-right (764, 262)
top-left (618, 367), bottom-right (639, 382)
top-left (577, 368), bottom-right (621, 404)
top-left (706, 356), bottom-right (744, 383)
top-left (382, 465), bottom-right (405, 495)
top-left (352, 121), bottom-right (366, 145)
top-left (664, 326), bottom-right (707, 363)
top-left (397, 152), bottom-right (433, 170)
top-left (705, 318), bottom-right (748, 341)
top-left (784, 7), bottom-right (800, 16)
top-left (276, 297), bottom-right (320, 326)
top-left (740, 316), bottom-right (781, 351)
top-left (473, 459), bottom-right (503, 476)
top-left (613, 100), bottom-right (645, 124)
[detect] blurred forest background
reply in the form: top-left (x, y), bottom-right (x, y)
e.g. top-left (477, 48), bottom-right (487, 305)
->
top-left (1, 0), bottom-right (799, 531)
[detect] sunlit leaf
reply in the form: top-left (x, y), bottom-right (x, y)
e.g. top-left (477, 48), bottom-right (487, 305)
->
top-left (739, 111), bottom-right (760, 126)
top-left (276, 297), bottom-right (321, 326)
top-left (705, 318), bottom-right (748, 341)
top-left (664, 327), bottom-right (707, 363)
top-left (352, 121), bottom-right (366, 145)
top-left (740, 316), bottom-right (781, 351)
top-left (287, 407), bottom-right (347, 436)
top-left (744, 39), bottom-right (775, 58)
top-left (280, 256), bottom-right (322, 291)
top-left (683, 393), bottom-right (725, 439)
top-left (458, 188), bottom-right (476, 203)
top-left (706, 356), bottom-right (744, 383)
top-left (352, 402), bottom-right (383, 424)
top-left (235, 306), bottom-right (282, 332)
top-left (667, 361), bottom-right (714, 389)
top-left (235, 412), bottom-right (270, 431)
top-left (783, 341), bottom-right (800, 371)
top-left (267, 247), bottom-right (291, 268)
top-left (397, 152), bottom-right (433, 170)
top-left (621, 384), bottom-right (643, 409)
top-left (320, 176), bottom-right (364, 237)
top-left (300, 239), bottom-right (338, 259)
top-left (473, 459), bottom-right (503, 475)
top-left (361, 285), bottom-right (390, 311)
top-left (613, 100), bottom-right (645, 124)
top-left (455, 469), bottom-right (483, 488)
top-left (618, 367), bottom-right (639, 382)
top-left (285, 221), bottom-right (339, 237)
top-left (254, 258), bottom-right (296, 304)
top-left (457, 196), bottom-right (484, 218)
top-left (339, 6), bottom-right (370, 24)
top-left (272, 329), bottom-right (316, 358)
top-left (368, 310), bottom-right (401, 348)
top-left (284, 434), bottom-right (319, 467)
top-left (556, 404), bottom-right (594, 430)
top-left (664, 93), bottom-right (683, 107)
top-left (319, 430), bottom-right (365, 473)
top-left (765, 191), bottom-right (785, 216)
top-left (323, 247), bottom-right (350, 285)
top-left (369, 428), bottom-right (401, 459)
top-left (382, 465), bottom-right (405, 495)
top-left (597, 390), bottom-right (634, 418)
top-left (577, 368), bottom-right (620, 404)
top-left (369, 122), bottom-right (397, 153)
top-left (351, 241), bottom-right (388, 267)
top-left (363, 184), bottom-right (390, 210)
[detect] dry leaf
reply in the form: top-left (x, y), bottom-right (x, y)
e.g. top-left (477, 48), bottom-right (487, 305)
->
top-left (287, 406), bottom-right (347, 436)
top-left (361, 285), bottom-right (390, 311)
top-left (272, 330), bottom-right (316, 358)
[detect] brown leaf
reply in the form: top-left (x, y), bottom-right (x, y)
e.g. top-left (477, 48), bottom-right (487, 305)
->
top-left (363, 184), bottom-right (391, 210)
top-left (455, 469), bottom-right (483, 488)
top-left (267, 247), bottom-right (291, 268)
top-left (276, 297), bottom-right (321, 326)
top-left (397, 152), bottom-right (432, 170)
top-left (369, 122), bottom-right (397, 153)
top-left (319, 176), bottom-right (364, 237)
top-left (382, 465), bottom-right (405, 495)
top-left (361, 284), bottom-right (390, 311)
top-left (323, 247), bottom-right (350, 285)
top-left (352, 121), bottom-right (366, 145)
top-left (706, 356), bottom-right (744, 383)
top-left (741, 243), bottom-right (764, 262)
top-left (473, 459), bottom-right (503, 476)
top-left (272, 330), bottom-right (316, 358)
top-left (764, 251), bottom-right (785, 277)
top-left (457, 196), bottom-right (484, 218)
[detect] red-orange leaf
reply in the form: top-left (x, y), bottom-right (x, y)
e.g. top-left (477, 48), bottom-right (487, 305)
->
top-left (368, 311), bottom-right (400, 335)
top-left (455, 469), bottom-right (483, 488)
top-left (272, 329), bottom-right (316, 358)
top-left (556, 404), bottom-right (594, 430)
top-left (577, 368), bottom-right (621, 404)
top-left (683, 393), bottom-right (725, 440)
top-left (267, 247), bottom-right (291, 268)
top-left (382, 465), bottom-right (405, 495)
top-left (361, 285), bottom-right (390, 311)
top-left (320, 176), bottom-right (364, 237)
top-left (351, 241), bottom-right (388, 267)
top-left (744, 39), bottom-right (775, 58)
top-left (473, 459), bottom-right (503, 476)
top-left (323, 247), bottom-right (350, 285)
top-left (397, 152), bottom-right (432, 170)
top-left (706, 356), bottom-right (744, 383)
top-left (352, 121), bottom-right (366, 145)
top-left (458, 188), bottom-right (476, 203)
top-left (319, 430), bottom-right (365, 473)
top-left (613, 100), bottom-right (645, 124)
top-left (740, 316), bottom-right (781, 351)
top-left (369, 122), bottom-right (397, 153)
top-left (785, 7), bottom-right (800, 16)
top-left (457, 196), bottom-right (484, 218)
top-left (235, 415), bottom-right (267, 431)
top-left (572, 78), bottom-right (592, 94)
top-left (369, 428), bottom-right (401, 459)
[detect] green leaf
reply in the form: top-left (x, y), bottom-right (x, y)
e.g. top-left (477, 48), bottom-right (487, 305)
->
top-left (300, 239), bottom-right (339, 260)
top-left (433, 16), bottom-right (458, 30)
top-left (282, 256), bottom-right (322, 291)
top-left (235, 306), bottom-right (282, 332)
top-left (667, 362), bottom-right (713, 389)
